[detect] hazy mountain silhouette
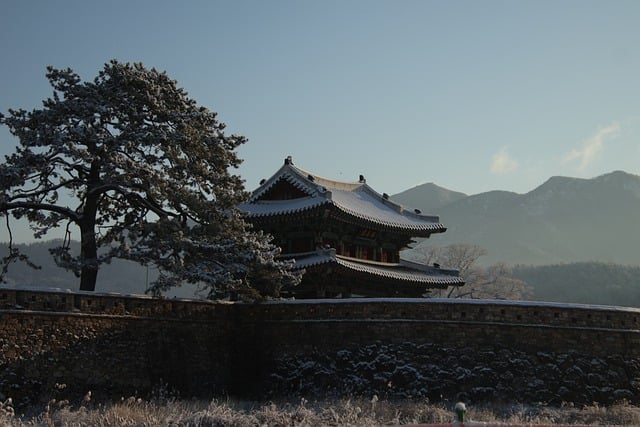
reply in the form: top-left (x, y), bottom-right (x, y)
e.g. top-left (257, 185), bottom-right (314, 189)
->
top-left (392, 183), bottom-right (467, 213)
top-left (0, 239), bottom-right (197, 297)
top-left (394, 170), bottom-right (640, 266)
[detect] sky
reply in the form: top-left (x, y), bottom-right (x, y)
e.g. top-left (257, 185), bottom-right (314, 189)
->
top-left (2, 0), bottom-right (640, 241)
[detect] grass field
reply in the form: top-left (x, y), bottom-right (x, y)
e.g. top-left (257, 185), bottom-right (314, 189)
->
top-left (2, 395), bottom-right (640, 426)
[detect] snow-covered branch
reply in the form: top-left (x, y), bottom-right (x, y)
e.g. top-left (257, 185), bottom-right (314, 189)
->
top-left (0, 201), bottom-right (81, 222)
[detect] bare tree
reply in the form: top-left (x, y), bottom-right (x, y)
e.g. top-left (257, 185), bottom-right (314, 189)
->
top-left (410, 243), bottom-right (531, 300)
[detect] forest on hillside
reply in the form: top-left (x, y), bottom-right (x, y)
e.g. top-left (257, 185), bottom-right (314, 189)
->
top-left (513, 262), bottom-right (640, 307)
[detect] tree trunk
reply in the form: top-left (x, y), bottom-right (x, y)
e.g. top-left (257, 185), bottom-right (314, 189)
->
top-left (79, 222), bottom-right (99, 291)
top-left (79, 162), bottom-right (100, 292)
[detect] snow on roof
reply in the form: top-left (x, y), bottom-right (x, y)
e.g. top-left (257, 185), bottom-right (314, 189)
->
top-left (238, 196), bottom-right (330, 217)
top-left (289, 251), bottom-right (336, 268)
top-left (239, 159), bottom-right (445, 234)
top-left (329, 187), bottom-right (444, 232)
top-left (335, 256), bottom-right (464, 285)
top-left (286, 250), bottom-right (464, 286)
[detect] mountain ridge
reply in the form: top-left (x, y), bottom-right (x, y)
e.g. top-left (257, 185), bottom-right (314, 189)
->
top-left (393, 170), bottom-right (640, 266)
top-left (391, 182), bottom-right (468, 214)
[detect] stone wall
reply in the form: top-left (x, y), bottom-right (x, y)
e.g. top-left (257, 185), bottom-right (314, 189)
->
top-left (235, 299), bottom-right (640, 405)
top-left (0, 289), bottom-right (237, 410)
top-left (1, 289), bottom-right (639, 409)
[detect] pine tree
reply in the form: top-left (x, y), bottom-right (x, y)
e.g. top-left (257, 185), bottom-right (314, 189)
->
top-left (1, 60), bottom-right (300, 296)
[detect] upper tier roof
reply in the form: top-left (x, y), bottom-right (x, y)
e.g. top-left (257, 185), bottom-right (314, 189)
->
top-left (239, 157), bottom-right (446, 235)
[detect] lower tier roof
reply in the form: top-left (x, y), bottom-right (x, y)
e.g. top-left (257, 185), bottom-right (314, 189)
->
top-left (285, 249), bottom-right (464, 290)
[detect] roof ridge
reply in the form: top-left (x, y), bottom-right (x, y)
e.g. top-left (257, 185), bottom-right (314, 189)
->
top-left (288, 164), bottom-right (364, 191)
top-left (289, 164), bottom-right (436, 221)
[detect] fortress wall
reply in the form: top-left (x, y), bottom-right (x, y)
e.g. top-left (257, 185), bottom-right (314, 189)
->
top-left (1, 289), bottom-right (639, 408)
top-left (0, 290), bottom-right (236, 409)
top-left (238, 299), bottom-right (640, 355)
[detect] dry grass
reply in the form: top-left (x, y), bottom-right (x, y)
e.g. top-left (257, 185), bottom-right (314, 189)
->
top-left (1, 396), bottom-right (639, 426)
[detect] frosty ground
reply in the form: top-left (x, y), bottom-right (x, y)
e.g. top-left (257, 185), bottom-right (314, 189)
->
top-left (2, 396), bottom-right (640, 426)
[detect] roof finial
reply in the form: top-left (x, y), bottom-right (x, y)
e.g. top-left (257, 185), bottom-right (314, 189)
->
top-left (284, 155), bottom-right (293, 165)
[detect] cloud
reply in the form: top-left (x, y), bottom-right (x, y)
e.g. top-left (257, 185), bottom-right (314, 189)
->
top-left (490, 147), bottom-right (518, 175)
top-left (564, 123), bottom-right (620, 170)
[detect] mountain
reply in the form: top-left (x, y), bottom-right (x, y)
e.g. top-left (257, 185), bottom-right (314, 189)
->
top-left (392, 183), bottom-right (467, 213)
top-left (394, 171), bottom-right (640, 266)
top-left (0, 240), bottom-right (198, 297)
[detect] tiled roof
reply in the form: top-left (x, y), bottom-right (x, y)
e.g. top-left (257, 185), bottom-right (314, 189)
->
top-left (287, 250), bottom-right (464, 287)
top-left (239, 160), bottom-right (446, 234)
top-left (336, 257), bottom-right (464, 285)
top-left (238, 196), bottom-right (330, 217)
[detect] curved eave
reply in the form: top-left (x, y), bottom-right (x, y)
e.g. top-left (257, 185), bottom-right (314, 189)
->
top-left (240, 201), bottom-right (446, 235)
top-left (335, 256), bottom-right (464, 288)
top-left (290, 252), bottom-right (463, 288)
top-left (289, 252), bottom-right (336, 269)
top-left (329, 204), bottom-right (446, 236)
top-left (238, 198), bottom-right (330, 218)
top-left (326, 182), bottom-right (445, 234)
